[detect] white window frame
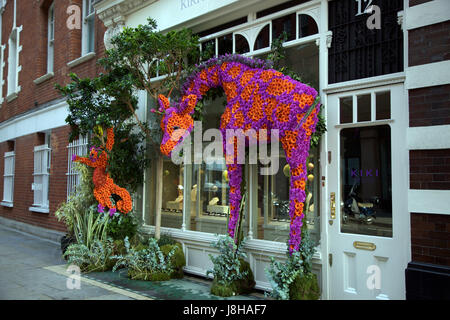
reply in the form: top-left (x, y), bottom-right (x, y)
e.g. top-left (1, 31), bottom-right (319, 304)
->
top-left (82, 0), bottom-right (95, 55)
top-left (30, 141), bottom-right (51, 213)
top-left (6, 25), bottom-right (22, 102)
top-left (47, 2), bottom-right (54, 73)
top-left (66, 135), bottom-right (89, 199)
top-left (1, 151), bottom-right (15, 207)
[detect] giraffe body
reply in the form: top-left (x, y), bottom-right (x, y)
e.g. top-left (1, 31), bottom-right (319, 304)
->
top-left (158, 56), bottom-right (320, 252)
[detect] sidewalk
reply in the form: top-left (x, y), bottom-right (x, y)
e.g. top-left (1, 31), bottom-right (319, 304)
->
top-left (0, 224), bottom-right (266, 300)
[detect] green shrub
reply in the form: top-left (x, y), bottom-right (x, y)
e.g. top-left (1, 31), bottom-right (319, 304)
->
top-left (107, 212), bottom-right (138, 241)
top-left (63, 238), bottom-right (115, 273)
top-left (289, 272), bottom-right (320, 300)
top-left (161, 243), bottom-right (186, 279)
top-left (111, 236), bottom-right (177, 281)
top-left (207, 235), bottom-right (255, 297)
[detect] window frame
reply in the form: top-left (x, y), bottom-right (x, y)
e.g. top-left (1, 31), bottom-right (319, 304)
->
top-left (1, 151), bottom-right (15, 206)
top-left (30, 142), bottom-right (51, 213)
top-left (47, 2), bottom-right (55, 73)
top-left (82, 0), bottom-right (95, 55)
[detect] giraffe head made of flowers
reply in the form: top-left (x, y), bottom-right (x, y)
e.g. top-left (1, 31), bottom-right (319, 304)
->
top-left (158, 94), bottom-right (196, 157)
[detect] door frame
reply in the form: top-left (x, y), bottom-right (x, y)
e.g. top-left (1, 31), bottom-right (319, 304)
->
top-left (321, 81), bottom-right (410, 299)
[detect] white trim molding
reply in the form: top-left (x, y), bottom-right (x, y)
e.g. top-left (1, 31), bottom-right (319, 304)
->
top-left (405, 61), bottom-right (450, 90)
top-left (33, 72), bottom-right (54, 85)
top-left (0, 99), bottom-right (68, 143)
top-left (408, 189), bottom-right (450, 215)
top-left (407, 125), bottom-right (450, 150)
top-left (405, 0), bottom-right (450, 31)
top-left (67, 52), bottom-right (96, 68)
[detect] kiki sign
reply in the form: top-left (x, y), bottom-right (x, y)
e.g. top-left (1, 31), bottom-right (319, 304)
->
top-left (350, 168), bottom-right (379, 178)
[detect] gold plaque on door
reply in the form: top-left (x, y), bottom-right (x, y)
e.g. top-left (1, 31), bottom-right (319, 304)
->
top-left (330, 192), bottom-right (336, 219)
top-left (353, 241), bottom-right (376, 251)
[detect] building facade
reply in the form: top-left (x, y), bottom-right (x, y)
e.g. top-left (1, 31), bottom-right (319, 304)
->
top-left (0, 0), bottom-right (448, 300)
top-left (0, 0), bottom-right (106, 235)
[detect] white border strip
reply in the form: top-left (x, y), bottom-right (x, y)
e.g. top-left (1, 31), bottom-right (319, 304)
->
top-left (405, 61), bottom-right (450, 89)
top-left (408, 189), bottom-right (450, 215)
top-left (405, 0), bottom-right (450, 31)
top-left (44, 265), bottom-right (153, 300)
top-left (0, 100), bottom-right (68, 143)
top-left (408, 125), bottom-right (450, 150)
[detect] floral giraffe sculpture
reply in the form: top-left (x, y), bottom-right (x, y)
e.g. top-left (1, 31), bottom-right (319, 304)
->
top-left (72, 127), bottom-right (133, 215)
top-left (158, 55), bottom-right (320, 253)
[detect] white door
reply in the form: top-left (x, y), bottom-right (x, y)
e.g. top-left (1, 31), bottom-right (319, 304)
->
top-left (326, 84), bottom-right (410, 299)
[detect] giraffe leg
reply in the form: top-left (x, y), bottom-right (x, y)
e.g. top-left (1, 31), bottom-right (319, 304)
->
top-left (94, 186), bottom-right (114, 210)
top-left (226, 162), bottom-right (243, 239)
top-left (286, 152), bottom-right (308, 254)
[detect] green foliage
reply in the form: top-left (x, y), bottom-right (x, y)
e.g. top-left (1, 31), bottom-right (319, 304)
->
top-left (111, 236), bottom-right (178, 281)
top-left (55, 73), bottom-right (135, 144)
top-left (63, 238), bottom-right (115, 273)
top-left (55, 164), bottom-right (96, 236)
top-left (73, 205), bottom-right (110, 250)
top-left (265, 251), bottom-right (303, 300)
top-left (265, 228), bottom-right (319, 300)
top-left (106, 122), bottom-right (149, 193)
top-left (106, 210), bottom-right (138, 241)
top-left (207, 235), bottom-right (254, 296)
top-left (161, 243), bottom-right (186, 279)
top-left (289, 272), bottom-right (320, 300)
top-left (157, 233), bottom-right (178, 247)
top-left (99, 18), bottom-right (200, 101)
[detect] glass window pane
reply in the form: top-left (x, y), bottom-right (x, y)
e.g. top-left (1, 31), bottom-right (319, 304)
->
top-left (160, 159), bottom-right (183, 229)
top-left (340, 125), bottom-right (392, 237)
top-left (357, 94), bottom-right (371, 122)
top-left (218, 33), bottom-right (233, 55)
top-left (376, 91), bottom-right (391, 120)
top-left (234, 34), bottom-right (249, 54)
top-left (201, 39), bottom-right (216, 57)
top-left (272, 13), bottom-right (296, 41)
top-left (340, 96), bottom-right (353, 124)
top-left (283, 42), bottom-right (319, 89)
top-left (298, 14), bottom-right (318, 38)
top-left (87, 16), bottom-right (95, 53)
top-left (254, 24), bottom-right (270, 51)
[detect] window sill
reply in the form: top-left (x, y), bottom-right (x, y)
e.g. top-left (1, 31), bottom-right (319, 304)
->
top-left (33, 72), bottom-right (54, 85)
top-left (0, 201), bottom-right (13, 208)
top-left (6, 91), bottom-right (19, 103)
top-left (67, 52), bottom-right (96, 68)
top-left (29, 206), bottom-right (49, 214)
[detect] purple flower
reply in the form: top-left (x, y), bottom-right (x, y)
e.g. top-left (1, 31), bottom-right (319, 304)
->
top-left (97, 204), bottom-right (104, 213)
top-left (109, 208), bottom-right (117, 217)
top-left (71, 154), bottom-right (77, 161)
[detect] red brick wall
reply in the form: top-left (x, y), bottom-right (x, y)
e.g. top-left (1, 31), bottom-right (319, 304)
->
top-left (0, 0), bottom-right (106, 123)
top-left (411, 213), bottom-right (450, 266)
top-left (410, 149), bottom-right (450, 190)
top-left (0, 126), bottom-right (71, 232)
top-left (409, 21), bottom-right (450, 67)
top-left (409, 84), bottom-right (450, 127)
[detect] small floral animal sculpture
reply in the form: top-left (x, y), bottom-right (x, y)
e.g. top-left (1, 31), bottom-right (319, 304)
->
top-left (157, 55), bottom-right (320, 253)
top-left (72, 127), bottom-right (133, 215)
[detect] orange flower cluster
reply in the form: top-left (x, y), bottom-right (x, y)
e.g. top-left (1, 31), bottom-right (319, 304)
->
top-left (302, 109), bottom-right (318, 137)
top-left (241, 83), bottom-right (257, 101)
top-left (220, 108), bottom-right (232, 129)
top-left (208, 67), bottom-right (220, 85)
top-left (240, 70), bottom-right (256, 87)
top-left (223, 81), bottom-right (237, 99)
top-left (293, 93), bottom-right (314, 108)
top-left (293, 178), bottom-right (306, 190)
top-left (233, 111), bottom-right (244, 128)
top-left (292, 199), bottom-right (304, 217)
top-left (228, 65), bottom-right (241, 79)
top-left (267, 78), bottom-right (295, 96)
top-left (281, 130), bottom-right (298, 158)
top-left (276, 103), bottom-right (291, 123)
top-left (291, 164), bottom-right (304, 177)
top-left (74, 128), bottom-right (132, 214)
top-left (265, 98), bottom-right (276, 122)
top-left (260, 70), bottom-right (281, 82)
top-left (248, 94), bottom-right (264, 121)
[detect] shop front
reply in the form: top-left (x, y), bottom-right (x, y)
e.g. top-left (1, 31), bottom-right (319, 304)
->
top-left (95, 0), bottom-right (410, 299)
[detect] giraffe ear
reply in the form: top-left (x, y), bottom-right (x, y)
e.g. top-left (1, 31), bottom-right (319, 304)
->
top-left (180, 94), bottom-right (197, 115)
top-left (158, 94), bottom-right (170, 111)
